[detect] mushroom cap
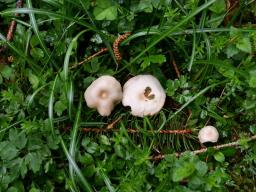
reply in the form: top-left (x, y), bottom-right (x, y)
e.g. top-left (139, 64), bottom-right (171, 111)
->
top-left (84, 75), bottom-right (122, 116)
top-left (122, 75), bottom-right (166, 117)
top-left (198, 125), bottom-right (219, 144)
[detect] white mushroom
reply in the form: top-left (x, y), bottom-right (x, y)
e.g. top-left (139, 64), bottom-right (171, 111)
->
top-left (198, 125), bottom-right (219, 144)
top-left (122, 75), bottom-right (166, 117)
top-left (84, 75), bottom-right (122, 116)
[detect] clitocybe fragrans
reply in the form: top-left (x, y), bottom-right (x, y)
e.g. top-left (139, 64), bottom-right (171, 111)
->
top-left (198, 125), bottom-right (219, 144)
top-left (122, 75), bottom-right (166, 117)
top-left (84, 75), bottom-right (122, 116)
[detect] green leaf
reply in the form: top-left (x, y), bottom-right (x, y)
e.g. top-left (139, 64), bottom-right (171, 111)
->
top-left (86, 142), bottom-right (99, 154)
top-left (79, 153), bottom-right (94, 165)
top-left (9, 129), bottom-right (27, 150)
top-left (248, 70), bottom-right (256, 88)
top-left (30, 47), bottom-right (44, 59)
top-left (236, 37), bottom-right (252, 53)
top-left (0, 141), bottom-right (19, 160)
top-left (47, 135), bottom-right (59, 150)
top-left (83, 164), bottom-right (96, 177)
top-left (100, 135), bottom-right (111, 146)
top-left (28, 72), bottom-right (39, 89)
top-left (141, 54), bottom-right (166, 69)
top-left (166, 79), bottom-right (180, 96)
top-left (94, 6), bottom-right (117, 20)
top-left (134, 150), bottom-right (150, 166)
top-left (25, 152), bottom-right (42, 173)
top-left (172, 162), bottom-right (195, 182)
top-left (29, 188), bottom-right (40, 192)
top-left (7, 187), bottom-right (19, 192)
top-left (84, 59), bottom-right (100, 73)
top-left (214, 151), bottom-right (225, 162)
top-left (1, 65), bottom-right (13, 79)
top-left (238, 137), bottom-right (249, 149)
top-left (54, 100), bottom-right (67, 116)
top-left (148, 54), bottom-right (166, 63)
top-left (195, 161), bottom-right (208, 176)
top-left (137, 0), bottom-right (153, 13)
top-left (221, 148), bottom-right (236, 157)
top-left (8, 181), bottom-right (25, 192)
top-left (82, 137), bottom-right (91, 148)
top-left (249, 125), bottom-right (256, 134)
top-left (20, 159), bottom-right (28, 178)
top-left (209, 0), bottom-right (225, 14)
top-left (226, 45), bottom-right (239, 58)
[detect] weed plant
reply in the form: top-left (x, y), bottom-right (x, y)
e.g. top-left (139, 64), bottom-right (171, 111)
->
top-left (0, 0), bottom-right (256, 191)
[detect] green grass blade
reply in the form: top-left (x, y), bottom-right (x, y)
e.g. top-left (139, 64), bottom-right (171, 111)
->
top-left (1, 121), bottom-right (23, 134)
top-left (26, 0), bottom-right (51, 60)
top-left (194, 59), bottom-right (248, 77)
top-left (27, 83), bottom-right (49, 107)
top-left (79, 0), bottom-right (96, 25)
top-left (63, 30), bottom-right (86, 120)
top-left (0, 8), bottom-right (95, 31)
top-left (69, 99), bottom-right (82, 190)
top-left (162, 80), bottom-right (227, 130)
top-left (203, 33), bottom-right (211, 60)
top-left (173, 0), bottom-right (198, 72)
top-left (67, 80), bottom-right (74, 119)
top-left (64, 30), bottom-right (88, 81)
top-left (42, 0), bottom-right (62, 8)
top-left (0, 32), bottom-right (40, 71)
top-left (117, 0), bottom-right (217, 73)
top-left (97, 166), bottom-right (116, 192)
top-left (60, 138), bottom-right (93, 192)
top-left (48, 74), bottom-right (59, 134)
top-left (122, 28), bottom-right (256, 46)
top-left (188, 29), bottom-right (197, 72)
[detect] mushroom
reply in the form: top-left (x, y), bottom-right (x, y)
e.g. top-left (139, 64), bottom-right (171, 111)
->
top-left (84, 75), bottom-right (122, 116)
top-left (198, 125), bottom-right (219, 144)
top-left (122, 75), bottom-right (166, 117)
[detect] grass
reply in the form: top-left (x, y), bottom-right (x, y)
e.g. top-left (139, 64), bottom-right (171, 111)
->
top-left (1, 0), bottom-right (256, 191)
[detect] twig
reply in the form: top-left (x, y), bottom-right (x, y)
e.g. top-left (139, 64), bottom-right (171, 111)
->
top-left (224, 0), bottom-right (239, 26)
top-left (172, 59), bottom-right (181, 78)
top-left (106, 116), bottom-right (122, 129)
top-left (82, 127), bottom-right (192, 135)
top-left (0, 0), bottom-right (23, 53)
top-left (70, 32), bottom-right (131, 69)
top-left (151, 134), bottom-right (256, 160)
top-left (69, 48), bottom-right (108, 69)
top-left (169, 51), bottom-right (181, 78)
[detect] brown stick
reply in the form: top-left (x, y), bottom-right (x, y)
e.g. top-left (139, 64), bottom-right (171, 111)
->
top-left (70, 48), bottom-right (108, 69)
top-left (106, 116), bottom-right (122, 129)
top-left (151, 134), bottom-right (256, 160)
top-left (82, 127), bottom-right (192, 135)
top-left (71, 32), bottom-right (131, 69)
top-left (169, 51), bottom-right (181, 78)
top-left (0, 0), bottom-right (23, 53)
top-left (172, 59), bottom-right (181, 78)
